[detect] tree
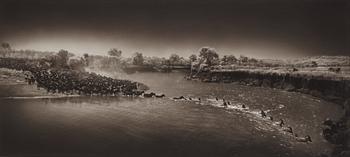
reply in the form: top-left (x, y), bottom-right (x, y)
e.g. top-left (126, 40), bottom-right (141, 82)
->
top-left (108, 48), bottom-right (122, 58)
top-left (1, 42), bottom-right (11, 50)
top-left (83, 53), bottom-right (89, 66)
top-left (132, 52), bottom-right (144, 65)
top-left (57, 49), bottom-right (69, 68)
top-left (169, 54), bottom-right (180, 65)
top-left (239, 55), bottom-right (249, 64)
top-left (145, 56), bottom-right (164, 66)
top-left (189, 54), bottom-right (197, 62)
top-left (311, 61), bottom-right (318, 67)
top-left (83, 53), bottom-right (89, 59)
top-left (248, 58), bottom-right (258, 65)
top-left (221, 55), bottom-right (237, 65)
top-left (68, 58), bottom-right (85, 71)
top-left (178, 57), bottom-right (188, 65)
top-left (198, 47), bottom-right (219, 66)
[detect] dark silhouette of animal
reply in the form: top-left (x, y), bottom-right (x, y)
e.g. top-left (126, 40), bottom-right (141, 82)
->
top-left (260, 110), bottom-right (267, 118)
top-left (223, 101), bottom-right (227, 107)
top-left (155, 94), bottom-right (165, 98)
top-left (329, 67), bottom-right (341, 73)
top-left (295, 134), bottom-right (312, 143)
top-left (269, 116), bottom-right (273, 121)
top-left (133, 91), bottom-right (144, 96)
top-left (242, 104), bottom-right (246, 109)
top-left (173, 96), bottom-right (186, 100)
top-left (282, 126), bottom-right (293, 134)
top-left (279, 119), bottom-right (285, 127)
top-left (144, 92), bottom-right (155, 98)
top-left (215, 97), bottom-right (218, 101)
top-left (323, 118), bottom-right (334, 126)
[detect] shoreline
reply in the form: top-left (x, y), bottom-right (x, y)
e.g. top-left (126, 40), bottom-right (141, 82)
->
top-left (190, 69), bottom-right (350, 156)
top-left (192, 69), bottom-right (350, 106)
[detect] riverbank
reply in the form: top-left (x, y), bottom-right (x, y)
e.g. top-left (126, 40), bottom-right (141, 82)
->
top-left (121, 65), bottom-right (190, 73)
top-left (194, 67), bottom-right (350, 105)
top-left (192, 67), bottom-right (350, 157)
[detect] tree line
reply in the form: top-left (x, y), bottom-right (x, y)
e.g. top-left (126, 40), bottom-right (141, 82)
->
top-left (1, 42), bottom-right (269, 71)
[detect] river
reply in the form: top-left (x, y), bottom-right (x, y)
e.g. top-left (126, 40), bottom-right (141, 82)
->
top-left (0, 71), bottom-right (343, 157)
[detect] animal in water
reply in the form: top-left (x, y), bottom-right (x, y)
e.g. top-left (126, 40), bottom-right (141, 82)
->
top-left (215, 97), bottom-right (219, 101)
top-left (133, 90), bottom-right (144, 96)
top-left (173, 96), bottom-right (186, 100)
top-left (144, 92), bottom-right (155, 98)
top-left (323, 128), bottom-right (333, 139)
top-left (260, 110), bottom-right (267, 118)
top-left (155, 94), bottom-right (165, 98)
top-left (323, 118), bottom-right (334, 126)
top-left (198, 98), bottom-right (201, 101)
top-left (223, 101), bottom-right (228, 107)
top-left (242, 104), bottom-right (246, 109)
top-left (189, 97), bottom-right (192, 100)
top-left (295, 134), bottom-right (312, 143)
top-left (282, 126), bottom-right (293, 134)
top-left (269, 116), bottom-right (273, 121)
top-left (278, 119), bottom-right (285, 127)
top-left (227, 101), bottom-right (231, 105)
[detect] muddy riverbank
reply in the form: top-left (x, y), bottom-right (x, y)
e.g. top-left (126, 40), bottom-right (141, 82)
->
top-left (192, 70), bottom-right (350, 156)
top-left (195, 70), bottom-right (350, 105)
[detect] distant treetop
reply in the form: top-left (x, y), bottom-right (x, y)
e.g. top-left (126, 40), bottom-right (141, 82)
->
top-left (1, 42), bottom-right (11, 50)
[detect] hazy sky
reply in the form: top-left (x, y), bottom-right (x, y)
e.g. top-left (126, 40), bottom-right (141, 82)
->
top-left (0, 0), bottom-right (348, 58)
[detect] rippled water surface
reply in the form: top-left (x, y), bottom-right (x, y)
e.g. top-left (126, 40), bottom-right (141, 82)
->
top-left (0, 72), bottom-right (343, 157)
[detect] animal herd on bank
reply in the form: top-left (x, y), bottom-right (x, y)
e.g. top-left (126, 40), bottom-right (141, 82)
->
top-left (0, 58), bottom-right (144, 96)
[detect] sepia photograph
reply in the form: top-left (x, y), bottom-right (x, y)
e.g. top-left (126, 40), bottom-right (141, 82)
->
top-left (0, 0), bottom-right (349, 157)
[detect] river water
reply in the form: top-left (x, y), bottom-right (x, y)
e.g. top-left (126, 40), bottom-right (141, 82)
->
top-left (0, 71), bottom-right (344, 157)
